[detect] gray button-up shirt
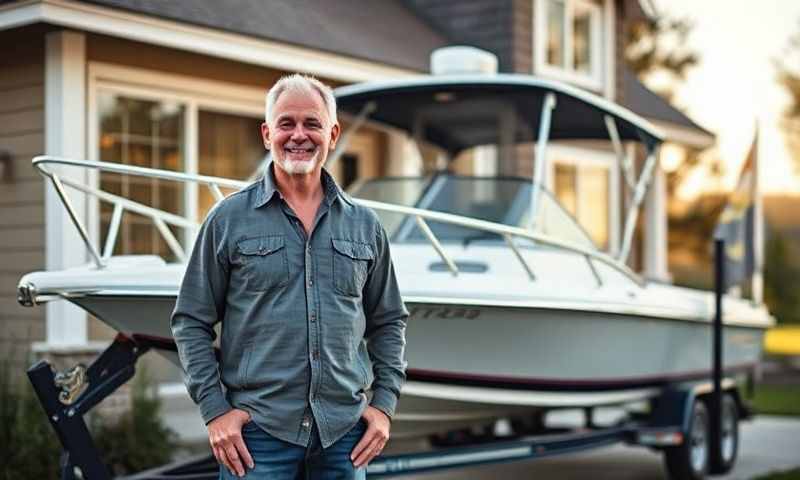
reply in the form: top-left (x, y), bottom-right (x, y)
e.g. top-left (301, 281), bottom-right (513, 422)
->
top-left (171, 163), bottom-right (408, 448)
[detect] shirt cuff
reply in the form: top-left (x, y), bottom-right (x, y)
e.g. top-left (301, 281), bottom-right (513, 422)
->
top-left (200, 392), bottom-right (233, 425)
top-left (369, 386), bottom-right (398, 419)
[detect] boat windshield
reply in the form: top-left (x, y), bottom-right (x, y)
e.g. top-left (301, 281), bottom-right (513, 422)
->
top-left (349, 175), bottom-right (597, 250)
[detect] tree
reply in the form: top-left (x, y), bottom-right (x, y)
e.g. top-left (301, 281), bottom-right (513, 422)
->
top-left (625, 10), bottom-right (709, 198)
top-left (775, 21), bottom-right (800, 173)
top-left (625, 11), bottom-right (699, 102)
top-left (763, 230), bottom-right (800, 325)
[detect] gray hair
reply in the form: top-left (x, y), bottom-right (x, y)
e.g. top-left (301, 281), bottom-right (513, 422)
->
top-left (265, 74), bottom-right (337, 124)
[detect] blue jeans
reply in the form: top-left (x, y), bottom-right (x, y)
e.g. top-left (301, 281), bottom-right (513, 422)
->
top-left (220, 418), bottom-right (367, 479)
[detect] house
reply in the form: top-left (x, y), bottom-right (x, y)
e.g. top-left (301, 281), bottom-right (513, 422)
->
top-left (0, 0), bottom-right (713, 441)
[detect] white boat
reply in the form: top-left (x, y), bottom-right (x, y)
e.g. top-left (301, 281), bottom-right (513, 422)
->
top-left (17, 72), bottom-right (772, 439)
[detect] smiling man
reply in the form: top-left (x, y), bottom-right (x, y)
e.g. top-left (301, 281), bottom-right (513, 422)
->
top-left (171, 74), bottom-right (408, 479)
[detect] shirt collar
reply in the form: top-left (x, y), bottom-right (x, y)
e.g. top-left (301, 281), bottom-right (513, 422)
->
top-left (254, 160), bottom-right (343, 209)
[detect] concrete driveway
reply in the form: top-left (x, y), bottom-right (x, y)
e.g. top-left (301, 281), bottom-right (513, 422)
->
top-left (396, 415), bottom-right (800, 480)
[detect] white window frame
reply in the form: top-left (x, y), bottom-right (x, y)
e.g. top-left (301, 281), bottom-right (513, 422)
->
top-left (545, 143), bottom-right (620, 254)
top-left (87, 62), bottom-right (265, 249)
top-left (533, 0), bottom-right (609, 93)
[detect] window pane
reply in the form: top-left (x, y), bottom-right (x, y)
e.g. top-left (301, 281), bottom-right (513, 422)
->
top-left (198, 110), bottom-right (264, 219)
top-left (573, 2), bottom-right (593, 74)
top-left (97, 92), bottom-right (185, 262)
top-left (547, 0), bottom-right (566, 67)
top-left (554, 163), bottom-right (577, 216)
top-left (579, 165), bottom-right (609, 250)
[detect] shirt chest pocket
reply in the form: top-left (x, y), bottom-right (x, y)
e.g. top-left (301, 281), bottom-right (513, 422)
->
top-left (332, 239), bottom-right (374, 297)
top-left (237, 235), bottom-right (289, 293)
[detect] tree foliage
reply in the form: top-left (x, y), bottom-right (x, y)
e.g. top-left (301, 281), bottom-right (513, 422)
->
top-left (764, 230), bottom-right (800, 324)
top-left (775, 21), bottom-right (800, 173)
top-left (625, 10), bottom-right (708, 197)
top-left (625, 11), bottom-right (699, 102)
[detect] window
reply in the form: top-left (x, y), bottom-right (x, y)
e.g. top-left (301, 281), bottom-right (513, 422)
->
top-left (548, 145), bottom-right (618, 252)
top-left (198, 109), bottom-right (264, 217)
top-left (536, 0), bottom-right (604, 90)
top-left (340, 154), bottom-right (359, 190)
top-left (97, 93), bottom-right (186, 261)
top-left (92, 70), bottom-right (265, 263)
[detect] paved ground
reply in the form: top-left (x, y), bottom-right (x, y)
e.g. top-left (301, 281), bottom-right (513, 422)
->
top-left (394, 415), bottom-right (800, 480)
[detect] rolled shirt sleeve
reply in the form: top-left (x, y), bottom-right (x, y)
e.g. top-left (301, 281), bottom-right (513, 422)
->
top-left (362, 223), bottom-right (409, 418)
top-left (170, 210), bottom-right (232, 424)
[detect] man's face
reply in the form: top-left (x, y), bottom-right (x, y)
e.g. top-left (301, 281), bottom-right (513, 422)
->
top-left (261, 89), bottom-right (339, 175)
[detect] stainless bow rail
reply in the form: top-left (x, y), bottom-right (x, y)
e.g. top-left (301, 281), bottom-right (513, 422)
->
top-left (32, 155), bottom-right (643, 286)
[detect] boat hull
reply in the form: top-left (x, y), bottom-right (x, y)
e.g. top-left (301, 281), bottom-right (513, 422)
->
top-left (62, 292), bottom-right (765, 438)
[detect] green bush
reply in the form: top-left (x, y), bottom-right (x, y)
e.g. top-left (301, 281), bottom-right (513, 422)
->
top-left (91, 366), bottom-right (180, 476)
top-left (0, 361), bottom-right (179, 478)
top-left (0, 365), bottom-right (62, 480)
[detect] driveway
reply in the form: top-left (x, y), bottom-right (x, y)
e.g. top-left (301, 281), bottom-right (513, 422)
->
top-left (394, 415), bottom-right (800, 480)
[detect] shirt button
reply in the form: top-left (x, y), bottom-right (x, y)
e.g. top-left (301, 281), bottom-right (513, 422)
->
top-left (302, 417), bottom-right (311, 429)
top-left (308, 279), bottom-right (313, 287)
top-left (312, 350), bottom-right (319, 360)
top-left (310, 313), bottom-right (316, 322)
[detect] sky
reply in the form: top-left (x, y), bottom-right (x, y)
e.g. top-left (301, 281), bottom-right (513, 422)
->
top-left (652, 0), bottom-right (800, 196)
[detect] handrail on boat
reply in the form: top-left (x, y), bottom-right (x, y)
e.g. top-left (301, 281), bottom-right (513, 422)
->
top-left (32, 155), bottom-right (643, 286)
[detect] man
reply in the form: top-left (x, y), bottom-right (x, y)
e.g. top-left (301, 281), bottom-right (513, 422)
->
top-left (171, 74), bottom-right (408, 479)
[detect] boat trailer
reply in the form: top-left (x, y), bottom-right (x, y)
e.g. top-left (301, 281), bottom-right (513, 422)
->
top-left (27, 332), bottom-right (750, 479)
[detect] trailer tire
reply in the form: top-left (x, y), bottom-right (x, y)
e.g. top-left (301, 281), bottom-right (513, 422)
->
top-left (664, 399), bottom-right (709, 480)
top-left (709, 394), bottom-right (739, 474)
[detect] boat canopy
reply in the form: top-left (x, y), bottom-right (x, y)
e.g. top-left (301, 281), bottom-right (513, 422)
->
top-left (335, 74), bottom-right (664, 154)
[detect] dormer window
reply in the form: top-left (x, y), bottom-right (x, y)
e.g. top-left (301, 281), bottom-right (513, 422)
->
top-left (534, 0), bottom-right (606, 91)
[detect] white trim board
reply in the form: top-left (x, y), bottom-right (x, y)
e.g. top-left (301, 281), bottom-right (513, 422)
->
top-left (0, 0), bottom-right (419, 83)
top-left (44, 30), bottom-right (88, 347)
top-left (650, 119), bottom-right (715, 149)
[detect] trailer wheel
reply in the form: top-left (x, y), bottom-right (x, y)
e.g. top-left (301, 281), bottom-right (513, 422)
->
top-left (709, 394), bottom-right (739, 474)
top-left (664, 399), bottom-right (709, 480)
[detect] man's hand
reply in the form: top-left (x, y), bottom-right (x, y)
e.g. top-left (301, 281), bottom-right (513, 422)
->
top-left (208, 408), bottom-right (254, 477)
top-left (351, 406), bottom-right (390, 468)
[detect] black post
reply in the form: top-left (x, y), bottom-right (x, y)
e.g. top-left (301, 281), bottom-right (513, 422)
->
top-left (710, 238), bottom-right (724, 465)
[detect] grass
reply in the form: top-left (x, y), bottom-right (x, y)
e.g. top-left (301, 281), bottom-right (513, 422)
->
top-left (753, 468), bottom-right (800, 480)
top-left (752, 383), bottom-right (800, 417)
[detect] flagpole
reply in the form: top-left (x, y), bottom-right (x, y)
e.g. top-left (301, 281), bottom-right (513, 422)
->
top-left (752, 120), bottom-right (764, 304)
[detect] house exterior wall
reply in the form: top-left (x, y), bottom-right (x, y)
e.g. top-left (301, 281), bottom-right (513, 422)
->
top-left (0, 26), bottom-right (47, 378)
top-left (614, 0), bottom-right (630, 105)
top-left (511, 0), bottom-right (534, 73)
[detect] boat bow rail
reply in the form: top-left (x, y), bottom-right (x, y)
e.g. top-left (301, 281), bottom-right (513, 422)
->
top-left (28, 155), bottom-right (643, 288)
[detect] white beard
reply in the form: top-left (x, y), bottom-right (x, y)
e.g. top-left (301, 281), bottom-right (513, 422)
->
top-left (276, 150), bottom-right (320, 175)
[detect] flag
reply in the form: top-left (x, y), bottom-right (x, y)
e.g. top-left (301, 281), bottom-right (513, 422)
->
top-left (714, 131), bottom-right (759, 291)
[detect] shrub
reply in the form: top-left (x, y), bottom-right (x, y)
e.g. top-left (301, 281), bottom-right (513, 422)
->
top-left (91, 366), bottom-right (179, 475)
top-left (0, 363), bottom-right (62, 480)
top-left (0, 360), bottom-right (179, 478)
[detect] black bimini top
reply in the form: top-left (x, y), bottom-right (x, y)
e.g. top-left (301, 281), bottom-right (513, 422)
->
top-left (335, 74), bottom-right (664, 155)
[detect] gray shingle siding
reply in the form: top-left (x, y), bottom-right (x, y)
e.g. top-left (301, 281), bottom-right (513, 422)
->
top-left (0, 27), bottom-right (46, 379)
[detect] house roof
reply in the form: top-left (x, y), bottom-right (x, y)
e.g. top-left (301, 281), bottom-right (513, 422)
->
top-left (622, 68), bottom-right (714, 141)
top-left (76, 0), bottom-right (449, 71)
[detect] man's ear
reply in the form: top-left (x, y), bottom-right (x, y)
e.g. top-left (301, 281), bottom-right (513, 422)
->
top-left (260, 122), bottom-right (270, 150)
top-left (329, 123), bottom-right (341, 150)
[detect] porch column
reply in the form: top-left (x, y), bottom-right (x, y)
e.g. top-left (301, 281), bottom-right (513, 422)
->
top-left (43, 30), bottom-right (88, 347)
top-left (643, 162), bottom-right (671, 282)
